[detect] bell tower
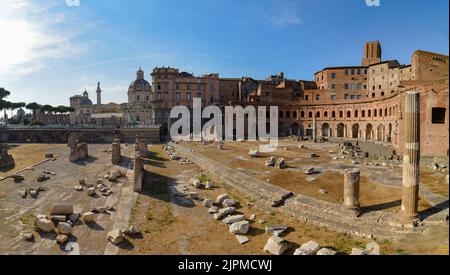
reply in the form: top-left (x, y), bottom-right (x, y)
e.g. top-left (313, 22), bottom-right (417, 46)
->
top-left (362, 41), bottom-right (382, 66)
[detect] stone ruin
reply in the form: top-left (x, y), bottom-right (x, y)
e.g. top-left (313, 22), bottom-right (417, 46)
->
top-left (68, 136), bottom-right (89, 162)
top-left (133, 150), bottom-right (145, 193)
top-left (0, 144), bottom-right (15, 169)
top-left (111, 139), bottom-right (121, 165)
top-left (138, 139), bottom-right (150, 157)
top-left (339, 91), bottom-right (423, 225)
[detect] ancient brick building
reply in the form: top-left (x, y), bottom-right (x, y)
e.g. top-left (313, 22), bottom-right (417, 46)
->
top-left (280, 42), bottom-right (449, 157)
top-left (150, 42), bottom-right (448, 157)
top-left (150, 67), bottom-right (221, 132)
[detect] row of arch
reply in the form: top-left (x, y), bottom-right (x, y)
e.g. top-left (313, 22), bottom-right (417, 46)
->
top-left (284, 122), bottom-right (395, 143)
top-left (280, 105), bottom-right (400, 121)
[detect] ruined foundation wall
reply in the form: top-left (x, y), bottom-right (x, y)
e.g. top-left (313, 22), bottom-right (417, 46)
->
top-left (0, 127), bottom-right (160, 144)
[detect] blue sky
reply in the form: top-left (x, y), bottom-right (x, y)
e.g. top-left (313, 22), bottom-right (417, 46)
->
top-left (0, 0), bottom-right (448, 106)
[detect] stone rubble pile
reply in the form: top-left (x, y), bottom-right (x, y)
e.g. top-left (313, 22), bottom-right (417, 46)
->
top-left (264, 156), bottom-right (287, 169)
top-left (78, 176), bottom-right (116, 197)
top-left (163, 144), bottom-right (193, 165)
top-left (29, 201), bottom-right (137, 248)
top-left (335, 142), bottom-right (403, 168)
top-left (31, 203), bottom-right (94, 245)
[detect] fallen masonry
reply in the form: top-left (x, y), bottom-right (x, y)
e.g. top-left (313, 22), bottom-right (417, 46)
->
top-left (107, 229), bottom-right (124, 245)
top-left (264, 236), bottom-right (289, 255)
top-left (294, 241), bottom-right (321, 255)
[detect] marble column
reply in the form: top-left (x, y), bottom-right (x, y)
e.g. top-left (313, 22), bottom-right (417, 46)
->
top-left (343, 169), bottom-right (361, 211)
top-left (400, 91), bottom-right (421, 223)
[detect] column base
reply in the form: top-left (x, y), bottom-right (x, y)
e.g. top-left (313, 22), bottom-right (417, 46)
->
top-left (342, 206), bottom-right (361, 217)
top-left (398, 211), bottom-right (421, 226)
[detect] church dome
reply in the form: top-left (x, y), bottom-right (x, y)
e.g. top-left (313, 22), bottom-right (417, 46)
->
top-left (80, 97), bottom-right (93, 106)
top-left (128, 67), bottom-right (151, 93)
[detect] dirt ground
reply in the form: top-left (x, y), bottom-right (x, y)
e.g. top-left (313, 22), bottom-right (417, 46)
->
top-left (0, 143), bottom-right (448, 255)
top-left (122, 143), bottom-right (449, 255)
top-left (182, 141), bottom-right (444, 213)
top-left (0, 144), bottom-right (66, 178)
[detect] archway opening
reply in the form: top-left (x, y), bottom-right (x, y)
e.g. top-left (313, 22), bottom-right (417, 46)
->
top-left (321, 123), bottom-right (331, 137)
top-left (337, 123), bottom-right (345, 138)
top-left (352, 123), bottom-right (360, 139)
top-left (366, 124), bottom-right (373, 140)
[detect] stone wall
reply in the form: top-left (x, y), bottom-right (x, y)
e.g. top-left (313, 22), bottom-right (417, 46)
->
top-left (0, 144), bottom-right (15, 169)
top-left (0, 127), bottom-right (160, 144)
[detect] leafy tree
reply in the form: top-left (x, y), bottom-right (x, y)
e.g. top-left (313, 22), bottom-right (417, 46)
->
top-left (26, 102), bottom-right (42, 119)
top-left (40, 104), bottom-right (54, 114)
top-left (0, 88), bottom-right (11, 99)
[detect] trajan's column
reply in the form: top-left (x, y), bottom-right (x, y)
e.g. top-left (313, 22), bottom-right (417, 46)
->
top-left (399, 91), bottom-right (421, 224)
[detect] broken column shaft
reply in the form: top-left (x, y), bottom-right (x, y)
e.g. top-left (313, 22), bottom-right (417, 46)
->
top-left (400, 91), bottom-right (421, 223)
top-left (133, 152), bottom-right (144, 193)
top-left (111, 139), bottom-right (121, 165)
top-left (343, 169), bottom-right (360, 211)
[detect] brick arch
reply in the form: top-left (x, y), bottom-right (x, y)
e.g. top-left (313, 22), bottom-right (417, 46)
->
top-left (321, 122), bottom-right (331, 137)
top-left (337, 123), bottom-right (345, 138)
top-left (366, 123), bottom-right (374, 140)
top-left (377, 123), bottom-right (386, 141)
top-left (352, 123), bottom-right (360, 139)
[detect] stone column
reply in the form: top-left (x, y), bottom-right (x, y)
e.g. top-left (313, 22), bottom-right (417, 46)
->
top-left (312, 116), bottom-right (317, 143)
top-left (400, 91), bottom-right (421, 223)
top-left (133, 153), bottom-right (143, 193)
top-left (111, 139), bottom-right (121, 165)
top-left (343, 169), bottom-right (361, 211)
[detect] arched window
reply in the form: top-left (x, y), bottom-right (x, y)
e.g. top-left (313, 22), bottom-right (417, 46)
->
top-left (293, 111), bottom-right (297, 118)
top-left (368, 110), bottom-right (372, 117)
top-left (384, 108), bottom-right (388, 117)
top-left (379, 108), bottom-right (383, 117)
top-left (339, 111), bottom-right (343, 118)
top-left (316, 111), bottom-right (321, 118)
top-left (324, 111), bottom-right (328, 118)
top-left (301, 111), bottom-right (305, 118)
top-left (332, 111), bottom-right (336, 118)
top-left (347, 111), bottom-right (351, 118)
top-left (309, 111), bottom-right (313, 118)
top-left (355, 110), bottom-right (359, 118)
top-left (362, 110), bottom-right (366, 118)
top-left (374, 109), bottom-right (378, 117)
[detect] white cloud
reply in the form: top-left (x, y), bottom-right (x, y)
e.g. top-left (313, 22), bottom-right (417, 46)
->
top-left (261, 0), bottom-right (302, 27)
top-left (0, 0), bottom-right (87, 78)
